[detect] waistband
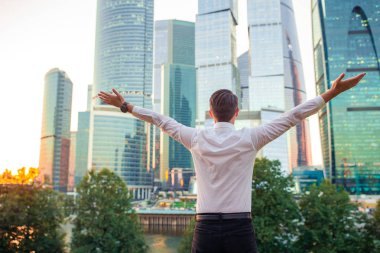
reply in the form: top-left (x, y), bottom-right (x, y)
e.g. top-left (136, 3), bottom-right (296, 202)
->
top-left (196, 212), bottom-right (251, 221)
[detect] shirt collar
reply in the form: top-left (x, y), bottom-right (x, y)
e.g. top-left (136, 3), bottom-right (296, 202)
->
top-left (214, 122), bottom-right (235, 129)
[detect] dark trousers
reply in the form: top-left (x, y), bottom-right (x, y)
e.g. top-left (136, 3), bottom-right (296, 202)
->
top-left (191, 218), bottom-right (258, 253)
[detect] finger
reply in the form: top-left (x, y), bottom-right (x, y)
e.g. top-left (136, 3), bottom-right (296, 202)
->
top-left (101, 98), bottom-right (111, 104)
top-left (98, 94), bottom-right (108, 100)
top-left (112, 88), bottom-right (123, 100)
top-left (346, 72), bottom-right (366, 83)
top-left (98, 95), bottom-right (111, 103)
top-left (99, 94), bottom-right (115, 101)
top-left (99, 91), bottom-right (112, 97)
top-left (357, 72), bottom-right (366, 80)
top-left (336, 73), bottom-right (345, 83)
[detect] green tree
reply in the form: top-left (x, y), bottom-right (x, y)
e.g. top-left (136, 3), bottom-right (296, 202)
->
top-left (71, 169), bottom-right (147, 253)
top-left (252, 158), bottom-right (301, 253)
top-left (0, 185), bottom-right (66, 252)
top-left (296, 181), bottom-right (369, 253)
top-left (362, 199), bottom-right (380, 252)
top-left (178, 219), bottom-right (195, 253)
top-left (373, 200), bottom-right (380, 247)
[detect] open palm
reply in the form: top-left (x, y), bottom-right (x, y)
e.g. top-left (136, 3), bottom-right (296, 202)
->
top-left (98, 89), bottom-right (125, 108)
top-left (332, 72), bottom-right (366, 94)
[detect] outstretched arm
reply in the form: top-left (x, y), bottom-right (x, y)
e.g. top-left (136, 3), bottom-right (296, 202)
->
top-left (250, 72), bottom-right (366, 151)
top-left (98, 89), bottom-right (196, 149)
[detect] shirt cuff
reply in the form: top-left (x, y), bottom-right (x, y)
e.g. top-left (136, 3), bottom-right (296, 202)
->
top-left (316, 95), bottom-right (326, 107)
top-left (131, 105), bottom-right (141, 114)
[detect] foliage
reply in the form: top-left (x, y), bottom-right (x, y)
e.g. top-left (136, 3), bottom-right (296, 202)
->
top-left (0, 167), bottom-right (39, 185)
top-left (251, 158), bottom-right (301, 253)
top-left (374, 200), bottom-right (380, 224)
top-left (296, 181), bottom-right (369, 253)
top-left (178, 219), bottom-right (195, 253)
top-left (71, 169), bottom-right (147, 253)
top-left (0, 184), bottom-right (66, 252)
top-left (362, 199), bottom-right (380, 252)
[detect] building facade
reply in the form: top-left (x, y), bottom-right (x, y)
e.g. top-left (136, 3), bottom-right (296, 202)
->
top-left (195, 0), bottom-right (240, 126)
top-left (292, 166), bottom-right (325, 194)
top-left (312, 0), bottom-right (380, 194)
top-left (90, 0), bottom-right (154, 199)
top-left (74, 111), bottom-right (90, 186)
top-left (39, 68), bottom-right (73, 192)
top-left (161, 64), bottom-right (196, 174)
top-left (153, 20), bottom-right (196, 182)
top-left (68, 131), bottom-right (76, 192)
top-left (246, 0), bottom-right (312, 172)
top-left (238, 51), bottom-right (250, 111)
top-left (74, 85), bottom-right (92, 187)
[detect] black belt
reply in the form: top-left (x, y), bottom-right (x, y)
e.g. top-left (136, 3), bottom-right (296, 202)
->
top-left (196, 212), bottom-right (251, 221)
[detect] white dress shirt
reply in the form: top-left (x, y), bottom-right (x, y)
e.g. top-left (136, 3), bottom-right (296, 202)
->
top-left (132, 96), bottom-right (326, 213)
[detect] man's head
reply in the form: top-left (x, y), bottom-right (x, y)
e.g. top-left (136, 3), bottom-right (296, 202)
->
top-left (209, 89), bottom-right (239, 123)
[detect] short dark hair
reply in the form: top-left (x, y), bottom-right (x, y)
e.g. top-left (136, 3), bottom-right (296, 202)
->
top-left (209, 89), bottom-right (238, 122)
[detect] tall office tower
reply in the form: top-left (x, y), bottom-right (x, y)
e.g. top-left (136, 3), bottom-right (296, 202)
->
top-left (153, 20), bottom-right (196, 182)
top-left (312, 0), bottom-right (380, 194)
top-left (238, 51), bottom-right (250, 110)
top-left (68, 131), bottom-right (76, 192)
top-left (195, 0), bottom-right (240, 126)
top-left (74, 111), bottom-right (90, 186)
top-left (91, 0), bottom-right (154, 199)
top-left (74, 85), bottom-right (92, 187)
top-left (39, 68), bottom-right (73, 192)
top-left (247, 0), bottom-right (311, 172)
top-left (86, 84), bottom-right (92, 112)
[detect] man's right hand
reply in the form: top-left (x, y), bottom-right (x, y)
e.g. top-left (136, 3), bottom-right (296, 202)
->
top-left (98, 88), bottom-right (125, 108)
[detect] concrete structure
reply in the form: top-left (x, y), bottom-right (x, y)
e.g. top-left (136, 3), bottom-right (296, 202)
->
top-left (137, 209), bottom-right (195, 231)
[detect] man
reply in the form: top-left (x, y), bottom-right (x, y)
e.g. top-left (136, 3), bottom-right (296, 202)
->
top-left (98, 72), bottom-right (366, 253)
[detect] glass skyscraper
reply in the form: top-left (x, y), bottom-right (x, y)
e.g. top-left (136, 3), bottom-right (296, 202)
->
top-left (91, 0), bottom-right (154, 199)
top-left (238, 51), bottom-right (250, 110)
top-left (74, 111), bottom-right (90, 186)
top-left (39, 68), bottom-right (73, 192)
top-left (196, 0), bottom-right (239, 126)
top-left (74, 85), bottom-right (91, 187)
top-left (312, 0), bottom-right (380, 194)
top-left (153, 20), bottom-right (196, 182)
top-left (68, 131), bottom-right (76, 192)
top-left (247, 0), bottom-right (311, 172)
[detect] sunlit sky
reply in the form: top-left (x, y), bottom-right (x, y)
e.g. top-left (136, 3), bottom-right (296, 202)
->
top-left (0, 0), bottom-right (321, 172)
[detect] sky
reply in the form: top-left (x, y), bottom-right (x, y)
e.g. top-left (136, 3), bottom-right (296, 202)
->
top-left (0, 0), bottom-right (321, 172)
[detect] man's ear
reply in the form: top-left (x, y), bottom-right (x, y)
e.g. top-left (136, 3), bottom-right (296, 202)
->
top-left (209, 110), bottom-right (214, 119)
top-left (235, 107), bottom-right (239, 117)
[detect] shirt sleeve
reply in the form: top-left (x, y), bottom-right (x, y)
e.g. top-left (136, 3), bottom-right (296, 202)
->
top-left (131, 106), bottom-right (196, 150)
top-left (250, 95), bottom-right (326, 151)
